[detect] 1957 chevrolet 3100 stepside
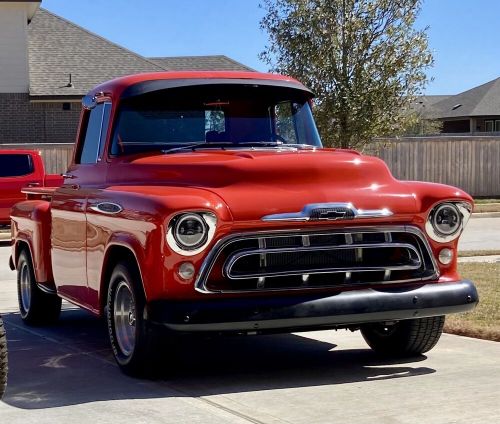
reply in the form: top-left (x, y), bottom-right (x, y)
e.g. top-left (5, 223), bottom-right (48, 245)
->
top-left (9, 71), bottom-right (478, 375)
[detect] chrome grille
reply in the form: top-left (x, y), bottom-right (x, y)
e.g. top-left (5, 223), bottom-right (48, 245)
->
top-left (195, 226), bottom-right (438, 293)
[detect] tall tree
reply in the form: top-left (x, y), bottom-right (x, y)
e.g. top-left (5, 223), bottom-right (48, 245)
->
top-left (260, 0), bottom-right (433, 148)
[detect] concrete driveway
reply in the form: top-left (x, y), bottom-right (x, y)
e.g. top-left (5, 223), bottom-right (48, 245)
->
top-left (0, 243), bottom-right (499, 423)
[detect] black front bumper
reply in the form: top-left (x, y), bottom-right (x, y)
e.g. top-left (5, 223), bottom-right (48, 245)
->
top-left (147, 280), bottom-right (478, 333)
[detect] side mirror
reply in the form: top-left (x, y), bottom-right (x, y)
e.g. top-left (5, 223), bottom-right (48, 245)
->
top-left (82, 94), bottom-right (97, 110)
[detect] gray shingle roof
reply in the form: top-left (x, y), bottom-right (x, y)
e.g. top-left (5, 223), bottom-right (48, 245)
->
top-left (149, 56), bottom-right (254, 72)
top-left (429, 78), bottom-right (500, 119)
top-left (413, 95), bottom-right (451, 117)
top-left (27, 9), bottom-right (253, 98)
top-left (28, 9), bottom-right (164, 97)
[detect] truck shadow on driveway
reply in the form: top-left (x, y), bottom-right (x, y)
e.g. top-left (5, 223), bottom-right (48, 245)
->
top-left (1, 308), bottom-right (435, 409)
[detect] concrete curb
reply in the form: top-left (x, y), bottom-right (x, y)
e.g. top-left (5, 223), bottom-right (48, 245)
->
top-left (471, 212), bottom-right (500, 219)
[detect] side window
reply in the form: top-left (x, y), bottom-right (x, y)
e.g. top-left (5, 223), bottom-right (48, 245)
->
top-left (205, 110), bottom-right (225, 133)
top-left (0, 154), bottom-right (34, 177)
top-left (78, 102), bottom-right (111, 164)
top-left (98, 103), bottom-right (112, 159)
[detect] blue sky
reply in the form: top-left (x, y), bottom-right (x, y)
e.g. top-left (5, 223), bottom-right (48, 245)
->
top-left (42, 0), bottom-right (500, 95)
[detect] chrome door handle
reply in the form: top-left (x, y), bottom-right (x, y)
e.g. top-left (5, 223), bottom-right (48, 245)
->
top-left (62, 184), bottom-right (80, 190)
top-left (61, 173), bottom-right (76, 179)
top-left (27, 182), bottom-right (40, 187)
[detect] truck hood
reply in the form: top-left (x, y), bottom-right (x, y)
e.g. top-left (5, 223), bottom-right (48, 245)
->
top-left (123, 149), bottom-right (418, 221)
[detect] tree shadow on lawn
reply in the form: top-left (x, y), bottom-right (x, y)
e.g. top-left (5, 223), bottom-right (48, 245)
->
top-left (1, 308), bottom-right (435, 409)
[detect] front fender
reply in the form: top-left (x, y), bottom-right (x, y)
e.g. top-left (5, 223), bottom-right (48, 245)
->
top-left (93, 186), bottom-right (234, 310)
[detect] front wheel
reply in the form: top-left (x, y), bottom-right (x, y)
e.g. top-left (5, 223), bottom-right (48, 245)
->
top-left (0, 315), bottom-right (7, 399)
top-left (107, 262), bottom-right (160, 376)
top-left (360, 316), bottom-right (445, 357)
top-left (17, 250), bottom-right (61, 325)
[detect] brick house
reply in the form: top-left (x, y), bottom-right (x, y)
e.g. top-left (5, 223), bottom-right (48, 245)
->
top-left (0, 1), bottom-right (252, 147)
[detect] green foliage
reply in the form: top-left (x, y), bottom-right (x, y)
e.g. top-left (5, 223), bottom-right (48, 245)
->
top-left (260, 0), bottom-right (434, 149)
top-left (403, 113), bottom-right (443, 136)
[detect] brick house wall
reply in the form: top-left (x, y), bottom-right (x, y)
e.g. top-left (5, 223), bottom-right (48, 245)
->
top-left (0, 93), bottom-right (80, 144)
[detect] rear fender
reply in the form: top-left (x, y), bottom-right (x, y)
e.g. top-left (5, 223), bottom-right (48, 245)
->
top-left (11, 200), bottom-right (55, 286)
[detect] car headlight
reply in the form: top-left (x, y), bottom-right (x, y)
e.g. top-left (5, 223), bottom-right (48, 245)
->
top-left (425, 202), bottom-right (472, 242)
top-left (167, 212), bottom-right (217, 255)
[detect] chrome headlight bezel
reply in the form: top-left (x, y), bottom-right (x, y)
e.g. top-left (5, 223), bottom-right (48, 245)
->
top-left (166, 212), bottom-right (217, 256)
top-left (425, 201), bottom-right (472, 243)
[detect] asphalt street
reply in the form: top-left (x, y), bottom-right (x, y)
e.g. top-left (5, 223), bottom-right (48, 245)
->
top-left (0, 242), bottom-right (499, 423)
top-left (459, 217), bottom-right (500, 251)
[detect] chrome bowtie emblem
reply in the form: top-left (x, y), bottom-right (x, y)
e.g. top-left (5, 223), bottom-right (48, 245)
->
top-left (316, 210), bottom-right (347, 220)
top-left (261, 202), bottom-right (393, 222)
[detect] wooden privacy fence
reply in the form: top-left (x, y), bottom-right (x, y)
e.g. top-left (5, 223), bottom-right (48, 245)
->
top-left (370, 136), bottom-right (500, 197)
top-left (0, 137), bottom-right (499, 197)
top-left (0, 143), bottom-right (73, 174)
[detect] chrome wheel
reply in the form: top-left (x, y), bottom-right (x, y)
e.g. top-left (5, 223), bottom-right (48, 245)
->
top-left (113, 281), bottom-right (136, 357)
top-left (20, 262), bottom-right (31, 314)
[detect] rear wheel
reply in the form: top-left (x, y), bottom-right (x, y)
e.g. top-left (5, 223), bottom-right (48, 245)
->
top-left (17, 249), bottom-right (61, 325)
top-left (0, 315), bottom-right (7, 399)
top-left (360, 316), bottom-right (445, 357)
top-left (107, 262), bottom-right (160, 376)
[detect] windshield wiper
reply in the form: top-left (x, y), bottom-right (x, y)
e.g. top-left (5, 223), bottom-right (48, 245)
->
top-left (245, 142), bottom-right (317, 150)
top-left (163, 141), bottom-right (317, 154)
top-left (164, 142), bottom-right (233, 154)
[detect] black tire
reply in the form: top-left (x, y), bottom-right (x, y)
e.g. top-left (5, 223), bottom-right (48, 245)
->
top-left (17, 249), bottom-right (61, 325)
top-left (361, 316), bottom-right (445, 357)
top-left (107, 262), bottom-right (160, 376)
top-left (0, 315), bottom-right (7, 399)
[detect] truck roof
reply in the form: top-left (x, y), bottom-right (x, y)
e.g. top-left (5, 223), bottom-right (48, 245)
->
top-left (88, 71), bottom-right (312, 100)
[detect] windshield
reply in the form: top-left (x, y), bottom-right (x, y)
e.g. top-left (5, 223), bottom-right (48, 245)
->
top-left (110, 84), bottom-right (322, 156)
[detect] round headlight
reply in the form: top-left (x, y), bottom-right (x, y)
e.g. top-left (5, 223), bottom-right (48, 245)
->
top-left (425, 201), bottom-right (471, 243)
top-left (173, 214), bottom-right (208, 249)
top-left (167, 211), bottom-right (217, 255)
top-left (432, 203), bottom-right (461, 236)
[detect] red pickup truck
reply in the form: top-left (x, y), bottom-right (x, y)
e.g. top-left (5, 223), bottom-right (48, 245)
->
top-left (0, 150), bottom-right (62, 226)
top-left (9, 71), bottom-right (478, 376)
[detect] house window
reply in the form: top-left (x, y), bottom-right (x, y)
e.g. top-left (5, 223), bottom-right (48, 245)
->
top-left (485, 120), bottom-right (500, 132)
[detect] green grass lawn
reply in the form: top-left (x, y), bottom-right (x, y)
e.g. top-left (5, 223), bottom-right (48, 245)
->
top-left (473, 198), bottom-right (500, 213)
top-left (444, 263), bottom-right (500, 342)
top-left (474, 198), bottom-right (500, 204)
top-left (458, 250), bottom-right (500, 257)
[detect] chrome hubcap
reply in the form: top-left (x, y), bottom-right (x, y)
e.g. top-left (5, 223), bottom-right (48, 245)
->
top-left (20, 262), bottom-right (31, 313)
top-left (113, 281), bottom-right (136, 357)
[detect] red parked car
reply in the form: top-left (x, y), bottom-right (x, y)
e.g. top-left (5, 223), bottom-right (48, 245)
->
top-left (0, 150), bottom-right (62, 226)
top-left (9, 71), bottom-right (478, 375)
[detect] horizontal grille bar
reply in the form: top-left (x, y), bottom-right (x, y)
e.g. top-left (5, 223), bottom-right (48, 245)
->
top-left (225, 243), bottom-right (422, 279)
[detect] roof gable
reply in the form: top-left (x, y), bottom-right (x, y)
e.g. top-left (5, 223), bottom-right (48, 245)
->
top-left (149, 56), bottom-right (254, 72)
top-left (430, 77), bottom-right (500, 118)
